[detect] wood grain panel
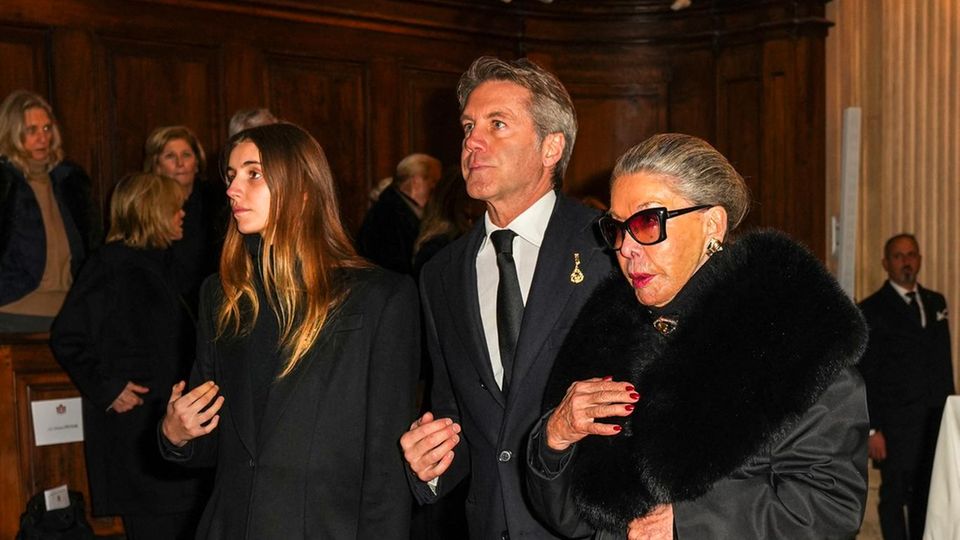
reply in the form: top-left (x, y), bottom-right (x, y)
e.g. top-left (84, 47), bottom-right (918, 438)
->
top-left (0, 339), bottom-right (123, 539)
top-left (0, 25), bottom-right (48, 103)
top-left (99, 36), bottom-right (222, 187)
top-left (401, 67), bottom-right (463, 176)
top-left (566, 83), bottom-right (668, 203)
top-left (265, 53), bottom-right (368, 231)
top-left (716, 46), bottom-right (762, 233)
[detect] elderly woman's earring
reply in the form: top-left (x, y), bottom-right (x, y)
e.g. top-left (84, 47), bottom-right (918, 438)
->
top-left (706, 238), bottom-right (724, 257)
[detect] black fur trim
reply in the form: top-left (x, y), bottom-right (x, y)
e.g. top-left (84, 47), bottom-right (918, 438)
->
top-left (542, 229), bottom-right (868, 531)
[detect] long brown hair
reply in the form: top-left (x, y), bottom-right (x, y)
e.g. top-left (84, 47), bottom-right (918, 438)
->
top-left (218, 123), bottom-right (368, 377)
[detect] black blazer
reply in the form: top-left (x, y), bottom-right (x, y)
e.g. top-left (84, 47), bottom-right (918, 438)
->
top-left (412, 194), bottom-right (616, 539)
top-left (858, 281), bottom-right (954, 469)
top-left (163, 267), bottom-right (420, 539)
top-left (51, 243), bottom-right (207, 516)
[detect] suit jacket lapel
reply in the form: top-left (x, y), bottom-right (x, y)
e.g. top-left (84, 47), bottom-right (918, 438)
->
top-left (441, 220), bottom-right (505, 407)
top-left (510, 196), bottom-right (599, 396)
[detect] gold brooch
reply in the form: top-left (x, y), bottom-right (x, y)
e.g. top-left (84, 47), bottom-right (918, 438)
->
top-left (569, 252), bottom-right (584, 284)
top-left (653, 316), bottom-right (678, 335)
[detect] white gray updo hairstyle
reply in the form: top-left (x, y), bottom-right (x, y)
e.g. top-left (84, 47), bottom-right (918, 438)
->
top-left (612, 133), bottom-right (751, 232)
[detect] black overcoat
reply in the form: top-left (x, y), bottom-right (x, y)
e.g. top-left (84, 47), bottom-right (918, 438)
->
top-left (527, 230), bottom-right (871, 539)
top-left (51, 242), bottom-right (208, 516)
top-left (163, 267), bottom-right (420, 539)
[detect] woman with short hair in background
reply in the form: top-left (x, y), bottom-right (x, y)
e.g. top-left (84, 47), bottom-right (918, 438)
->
top-left (52, 172), bottom-right (209, 540)
top-left (143, 125), bottom-right (224, 306)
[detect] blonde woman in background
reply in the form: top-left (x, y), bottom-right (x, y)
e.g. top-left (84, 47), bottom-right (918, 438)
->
top-left (0, 89), bottom-right (99, 332)
top-left (143, 125), bottom-right (224, 307)
top-left (52, 172), bottom-right (209, 539)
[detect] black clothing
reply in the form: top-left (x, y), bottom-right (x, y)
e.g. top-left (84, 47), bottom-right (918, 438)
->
top-left (858, 281), bottom-right (954, 540)
top-left (410, 194), bottom-right (617, 539)
top-left (0, 158), bottom-right (99, 305)
top-left (161, 267), bottom-right (420, 539)
top-left (356, 186), bottom-right (420, 274)
top-left (528, 229), bottom-right (870, 539)
top-left (170, 181), bottom-right (227, 310)
top-left (50, 242), bottom-right (209, 518)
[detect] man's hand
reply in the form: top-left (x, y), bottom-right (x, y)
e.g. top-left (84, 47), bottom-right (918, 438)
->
top-left (868, 431), bottom-right (887, 462)
top-left (110, 381), bottom-right (149, 413)
top-left (400, 411), bottom-right (462, 483)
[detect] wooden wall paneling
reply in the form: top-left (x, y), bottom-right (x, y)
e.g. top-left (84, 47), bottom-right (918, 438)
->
top-left (221, 42), bottom-right (269, 137)
top-left (793, 33), bottom-right (827, 258)
top-left (0, 344), bottom-right (22, 539)
top-left (370, 57), bottom-right (402, 186)
top-left (0, 340), bottom-right (123, 539)
top-left (758, 39), bottom-right (796, 245)
top-left (716, 44), bottom-right (763, 233)
top-left (98, 36), bottom-right (223, 189)
top-left (564, 82), bottom-right (668, 203)
top-left (0, 25), bottom-right (49, 104)
top-left (50, 29), bottom-right (103, 211)
top-left (264, 53), bottom-right (368, 231)
top-left (667, 46), bottom-right (717, 142)
top-left (400, 66), bottom-right (463, 176)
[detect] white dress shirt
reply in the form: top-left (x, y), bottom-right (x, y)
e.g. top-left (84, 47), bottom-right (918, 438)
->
top-left (889, 280), bottom-right (926, 328)
top-left (476, 190), bottom-right (556, 389)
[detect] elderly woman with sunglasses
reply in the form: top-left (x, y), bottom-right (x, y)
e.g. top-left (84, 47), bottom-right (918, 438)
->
top-left (525, 133), bottom-right (869, 539)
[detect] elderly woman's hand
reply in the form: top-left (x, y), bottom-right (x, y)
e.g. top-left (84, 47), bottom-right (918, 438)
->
top-left (544, 376), bottom-right (639, 451)
top-left (627, 504), bottom-right (673, 540)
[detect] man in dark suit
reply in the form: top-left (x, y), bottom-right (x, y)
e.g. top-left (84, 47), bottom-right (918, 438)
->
top-left (357, 153), bottom-right (441, 274)
top-left (859, 233), bottom-right (954, 540)
top-left (400, 56), bottom-right (615, 539)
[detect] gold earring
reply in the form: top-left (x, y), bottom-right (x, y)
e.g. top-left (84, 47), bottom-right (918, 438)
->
top-left (705, 238), bottom-right (723, 257)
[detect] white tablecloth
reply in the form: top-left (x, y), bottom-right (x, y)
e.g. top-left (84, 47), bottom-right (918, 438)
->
top-left (924, 395), bottom-right (960, 540)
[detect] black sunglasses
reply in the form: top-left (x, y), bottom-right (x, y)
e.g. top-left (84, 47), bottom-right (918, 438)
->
top-left (598, 205), bottom-right (712, 250)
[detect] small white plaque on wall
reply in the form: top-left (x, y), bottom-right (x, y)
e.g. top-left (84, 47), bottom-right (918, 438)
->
top-left (31, 398), bottom-right (84, 446)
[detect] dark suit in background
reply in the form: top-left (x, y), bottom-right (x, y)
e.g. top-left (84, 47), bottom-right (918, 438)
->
top-left (357, 185), bottom-right (421, 274)
top-left (859, 281), bottom-right (954, 539)
top-left (412, 194), bottom-right (614, 538)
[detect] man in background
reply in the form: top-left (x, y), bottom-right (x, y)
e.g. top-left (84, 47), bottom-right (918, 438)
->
top-left (228, 107), bottom-right (278, 138)
top-left (859, 233), bottom-right (954, 540)
top-left (357, 153), bottom-right (440, 274)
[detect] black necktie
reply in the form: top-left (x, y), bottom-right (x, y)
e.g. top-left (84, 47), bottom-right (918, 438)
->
top-left (491, 229), bottom-right (524, 392)
top-left (906, 291), bottom-right (922, 326)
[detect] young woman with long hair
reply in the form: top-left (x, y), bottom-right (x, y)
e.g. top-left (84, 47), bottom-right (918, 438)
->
top-left (159, 123), bottom-right (419, 539)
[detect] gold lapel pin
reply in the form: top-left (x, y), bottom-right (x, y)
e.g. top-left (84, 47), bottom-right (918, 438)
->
top-left (569, 252), bottom-right (584, 284)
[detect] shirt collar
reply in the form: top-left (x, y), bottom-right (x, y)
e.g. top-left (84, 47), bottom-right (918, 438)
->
top-left (888, 280), bottom-right (919, 301)
top-left (483, 190), bottom-right (556, 248)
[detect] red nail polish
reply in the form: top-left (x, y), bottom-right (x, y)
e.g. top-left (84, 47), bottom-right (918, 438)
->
top-left (629, 392), bottom-right (640, 400)
top-left (625, 404), bottom-right (634, 411)
top-left (613, 425), bottom-right (622, 432)
top-left (625, 385), bottom-right (635, 392)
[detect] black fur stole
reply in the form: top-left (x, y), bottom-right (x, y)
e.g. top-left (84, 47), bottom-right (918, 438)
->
top-left (542, 229), bottom-right (868, 532)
